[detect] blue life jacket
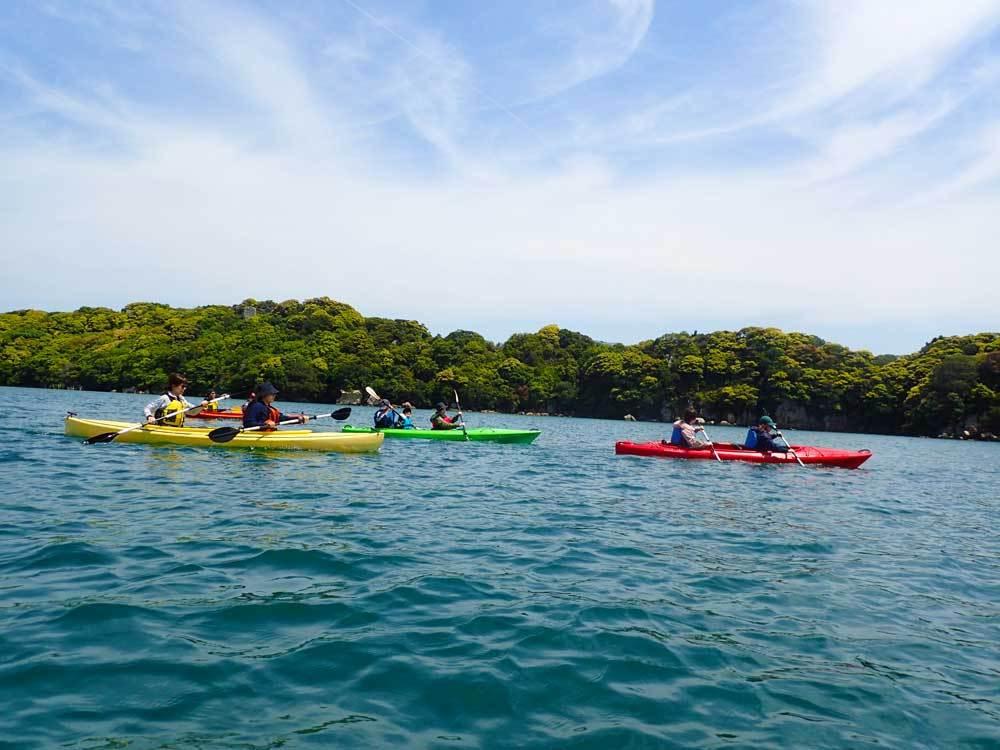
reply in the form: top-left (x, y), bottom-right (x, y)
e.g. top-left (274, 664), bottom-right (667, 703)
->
top-left (400, 416), bottom-right (414, 429)
top-left (374, 409), bottom-right (398, 428)
top-left (744, 428), bottom-right (758, 449)
top-left (670, 425), bottom-right (685, 446)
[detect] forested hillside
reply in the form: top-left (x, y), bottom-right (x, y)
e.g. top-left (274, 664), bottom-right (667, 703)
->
top-left (2, 298), bottom-right (997, 437)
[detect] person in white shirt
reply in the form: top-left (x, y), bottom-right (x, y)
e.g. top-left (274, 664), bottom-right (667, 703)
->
top-left (669, 408), bottom-right (713, 449)
top-left (143, 373), bottom-right (208, 427)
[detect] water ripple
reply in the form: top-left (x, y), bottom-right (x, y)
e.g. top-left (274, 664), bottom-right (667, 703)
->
top-left (0, 387), bottom-right (998, 747)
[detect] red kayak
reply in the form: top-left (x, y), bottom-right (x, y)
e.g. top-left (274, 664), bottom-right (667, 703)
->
top-left (188, 409), bottom-right (243, 421)
top-left (615, 441), bottom-right (872, 469)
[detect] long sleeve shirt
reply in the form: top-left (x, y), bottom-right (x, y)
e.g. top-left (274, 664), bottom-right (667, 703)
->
top-left (144, 393), bottom-right (192, 419)
top-left (672, 419), bottom-right (710, 448)
top-left (243, 401), bottom-right (297, 429)
top-left (751, 428), bottom-right (788, 452)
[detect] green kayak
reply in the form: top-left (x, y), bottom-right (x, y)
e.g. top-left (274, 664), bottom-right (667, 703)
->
top-left (341, 425), bottom-right (540, 444)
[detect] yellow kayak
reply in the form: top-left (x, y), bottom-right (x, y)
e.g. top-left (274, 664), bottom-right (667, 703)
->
top-left (65, 416), bottom-right (383, 453)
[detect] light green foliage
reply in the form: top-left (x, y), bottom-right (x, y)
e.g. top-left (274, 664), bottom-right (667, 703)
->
top-left (0, 300), bottom-right (996, 435)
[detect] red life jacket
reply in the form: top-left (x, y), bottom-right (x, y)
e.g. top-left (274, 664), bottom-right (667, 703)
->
top-left (262, 405), bottom-right (281, 430)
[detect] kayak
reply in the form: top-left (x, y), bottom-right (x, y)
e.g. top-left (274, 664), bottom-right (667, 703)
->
top-left (187, 409), bottom-right (243, 420)
top-left (341, 425), bottom-right (541, 444)
top-left (615, 440), bottom-right (871, 469)
top-left (66, 416), bottom-right (383, 453)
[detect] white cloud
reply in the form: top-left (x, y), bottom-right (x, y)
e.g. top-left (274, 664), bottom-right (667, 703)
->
top-left (786, 0), bottom-right (1000, 113)
top-left (531, 0), bottom-right (655, 99)
top-left (1, 0), bottom-right (999, 353)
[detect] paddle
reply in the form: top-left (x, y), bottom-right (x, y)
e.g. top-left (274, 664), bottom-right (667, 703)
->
top-left (453, 388), bottom-right (469, 441)
top-left (207, 407), bottom-right (352, 443)
top-left (775, 431), bottom-right (806, 467)
top-left (84, 393), bottom-right (231, 444)
top-left (699, 425), bottom-right (723, 462)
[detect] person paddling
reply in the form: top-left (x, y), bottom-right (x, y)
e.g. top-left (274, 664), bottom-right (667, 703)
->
top-left (744, 416), bottom-right (789, 453)
top-left (242, 383), bottom-right (307, 430)
top-left (144, 374), bottom-right (208, 427)
top-left (373, 399), bottom-right (402, 428)
top-left (667, 408), bottom-right (713, 449)
top-left (204, 389), bottom-right (222, 412)
top-left (430, 401), bottom-right (464, 430)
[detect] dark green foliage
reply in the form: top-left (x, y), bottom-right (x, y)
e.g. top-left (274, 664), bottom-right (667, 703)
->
top-left (1, 299), bottom-right (997, 436)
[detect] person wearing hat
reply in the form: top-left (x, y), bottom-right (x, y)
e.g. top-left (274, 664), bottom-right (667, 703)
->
top-left (667, 408), bottom-right (712, 449)
top-left (744, 416), bottom-right (788, 452)
top-left (144, 373), bottom-right (209, 427)
top-left (373, 398), bottom-right (403, 428)
top-left (430, 401), bottom-right (463, 430)
top-left (242, 382), bottom-right (308, 430)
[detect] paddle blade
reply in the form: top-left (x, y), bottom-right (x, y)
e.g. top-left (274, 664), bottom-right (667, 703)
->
top-left (331, 407), bottom-right (351, 420)
top-left (365, 386), bottom-right (379, 400)
top-left (208, 426), bottom-right (241, 443)
top-left (84, 432), bottom-right (119, 445)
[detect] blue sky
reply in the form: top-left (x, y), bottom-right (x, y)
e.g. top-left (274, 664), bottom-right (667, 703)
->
top-left (2, 0), bottom-right (999, 354)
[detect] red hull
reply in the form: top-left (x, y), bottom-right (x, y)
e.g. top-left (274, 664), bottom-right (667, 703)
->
top-left (187, 410), bottom-right (243, 421)
top-left (615, 441), bottom-right (871, 469)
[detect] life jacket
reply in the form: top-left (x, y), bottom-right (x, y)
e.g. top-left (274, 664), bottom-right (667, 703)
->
top-left (205, 400), bottom-right (221, 411)
top-left (374, 408), bottom-right (397, 428)
top-left (744, 428), bottom-right (758, 449)
top-left (155, 394), bottom-right (186, 427)
top-left (258, 403), bottom-right (282, 430)
top-left (430, 413), bottom-right (453, 429)
top-left (670, 425), bottom-right (685, 446)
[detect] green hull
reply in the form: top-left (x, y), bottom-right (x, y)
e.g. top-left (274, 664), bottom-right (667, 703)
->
top-left (341, 425), bottom-right (540, 444)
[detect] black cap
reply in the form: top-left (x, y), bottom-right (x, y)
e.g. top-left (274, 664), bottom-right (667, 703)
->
top-left (434, 402), bottom-right (447, 411)
top-left (256, 382), bottom-right (279, 397)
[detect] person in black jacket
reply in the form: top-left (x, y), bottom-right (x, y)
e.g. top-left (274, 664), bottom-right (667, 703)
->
top-left (745, 416), bottom-right (789, 452)
top-left (242, 383), bottom-right (307, 430)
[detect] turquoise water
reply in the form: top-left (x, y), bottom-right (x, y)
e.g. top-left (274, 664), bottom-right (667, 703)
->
top-left (1, 386), bottom-right (998, 748)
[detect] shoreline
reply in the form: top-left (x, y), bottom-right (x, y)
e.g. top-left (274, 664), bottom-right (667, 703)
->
top-left (13, 384), bottom-right (998, 442)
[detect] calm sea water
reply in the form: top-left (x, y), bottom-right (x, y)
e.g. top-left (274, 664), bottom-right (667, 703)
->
top-left (1, 386), bottom-right (998, 749)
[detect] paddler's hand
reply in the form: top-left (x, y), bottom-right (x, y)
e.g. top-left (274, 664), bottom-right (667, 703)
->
top-left (146, 416), bottom-right (155, 424)
top-left (298, 415), bottom-right (309, 424)
top-left (264, 419), bottom-right (276, 428)
top-left (199, 400), bottom-right (209, 408)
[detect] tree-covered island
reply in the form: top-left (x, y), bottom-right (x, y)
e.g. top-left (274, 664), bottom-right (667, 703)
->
top-left (2, 298), bottom-right (997, 439)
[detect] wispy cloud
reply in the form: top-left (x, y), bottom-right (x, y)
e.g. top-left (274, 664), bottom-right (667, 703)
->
top-left (1, 0), bottom-right (999, 353)
top-left (787, 0), bottom-right (1000, 113)
top-left (528, 0), bottom-right (655, 100)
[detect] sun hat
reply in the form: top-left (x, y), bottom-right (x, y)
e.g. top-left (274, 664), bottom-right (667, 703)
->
top-left (256, 382), bottom-right (279, 397)
top-left (759, 415), bottom-right (775, 426)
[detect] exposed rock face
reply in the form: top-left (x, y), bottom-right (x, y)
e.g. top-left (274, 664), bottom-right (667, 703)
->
top-left (337, 389), bottom-right (362, 405)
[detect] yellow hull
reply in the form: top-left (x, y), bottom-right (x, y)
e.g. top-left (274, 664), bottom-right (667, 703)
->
top-left (65, 417), bottom-right (383, 453)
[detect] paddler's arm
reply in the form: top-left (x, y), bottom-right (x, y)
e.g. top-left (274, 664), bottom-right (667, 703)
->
top-left (144, 395), bottom-right (167, 423)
